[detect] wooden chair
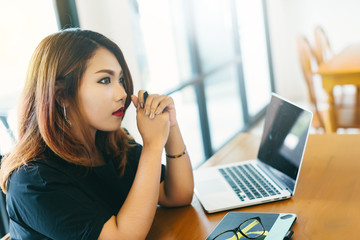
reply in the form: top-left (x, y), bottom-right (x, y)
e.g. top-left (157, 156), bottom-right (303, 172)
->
top-left (296, 35), bottom-right (360, 132)
top-left (313, 26), bottom-right (333, 64)
top-left (297, 36), bottom-right (327, 129)
top-left (313, 26), bottom-right (359, 108)
top-left (0, 233), bottom-right (9, 240)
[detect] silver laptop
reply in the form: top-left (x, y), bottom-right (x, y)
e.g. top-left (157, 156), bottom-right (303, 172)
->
top-left (194, 93), bottom-right (312, 213)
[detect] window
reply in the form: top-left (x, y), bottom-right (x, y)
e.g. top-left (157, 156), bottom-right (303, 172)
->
top-left (0, 0), bottom-right (59, 156)
top-left (134, 0), bottom-right (192, 93)
top-left (132, 0), bottom-right (274, 167)
top-left (236, 0), bottom-right (272, 116)
top-left (171, 87), bottom-right (205, 166)
top-left (204, 65), bottom-right (244, 151)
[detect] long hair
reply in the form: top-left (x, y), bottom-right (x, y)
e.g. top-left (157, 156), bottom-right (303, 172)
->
top-left (0, 28), bottom-right (134, 193)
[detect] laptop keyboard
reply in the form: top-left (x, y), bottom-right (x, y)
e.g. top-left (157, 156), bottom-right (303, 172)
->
top-left (219, 164), bottom-right (281, 201)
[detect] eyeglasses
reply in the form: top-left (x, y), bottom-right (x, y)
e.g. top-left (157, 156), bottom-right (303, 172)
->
top-left (211, 217), bottom-right (267, 240)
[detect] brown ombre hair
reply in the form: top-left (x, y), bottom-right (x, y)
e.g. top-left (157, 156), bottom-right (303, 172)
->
top-left (0, 28), bottom-right (134, 193)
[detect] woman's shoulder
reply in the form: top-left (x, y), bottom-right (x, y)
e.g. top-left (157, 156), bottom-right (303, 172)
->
top-left (8, 157), bottom-right (71, 191)
top-left (8, 162), bottom-right (44, 188)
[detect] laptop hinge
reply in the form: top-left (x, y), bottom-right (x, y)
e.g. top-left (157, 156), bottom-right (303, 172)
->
top-left (255, 160), bottom-right (293, 194)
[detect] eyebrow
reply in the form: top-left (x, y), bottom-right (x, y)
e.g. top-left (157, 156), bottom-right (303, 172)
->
top-left (95, 69), bottom-right (123, 76)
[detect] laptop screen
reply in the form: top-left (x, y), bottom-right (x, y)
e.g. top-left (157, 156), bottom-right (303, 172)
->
top-left (257, 94), bottom-right (312, 192)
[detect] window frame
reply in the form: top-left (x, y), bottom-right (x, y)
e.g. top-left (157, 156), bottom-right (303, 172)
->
top-left (163, 0), bottom-right (276, 161)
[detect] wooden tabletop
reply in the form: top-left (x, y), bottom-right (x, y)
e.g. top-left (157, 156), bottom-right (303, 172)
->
top-left (147, 133), bottom-right (360, 240)
top-left (317, 44), bottom-right (360, 75)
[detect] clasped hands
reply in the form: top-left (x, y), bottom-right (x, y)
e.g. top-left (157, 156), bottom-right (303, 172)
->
top-left (131, 90), bottom-right (177, 148)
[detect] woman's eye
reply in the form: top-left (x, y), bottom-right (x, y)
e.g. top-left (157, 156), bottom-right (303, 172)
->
top-left (119, 77), bottom-right (125, 84)
top-left (98, 77), bottom-right (111, 84)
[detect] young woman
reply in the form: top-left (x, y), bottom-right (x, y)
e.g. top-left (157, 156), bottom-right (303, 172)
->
top-left (0, 28), bottom-right (194, 240)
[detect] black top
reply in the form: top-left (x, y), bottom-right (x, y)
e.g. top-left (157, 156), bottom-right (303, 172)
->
top-left (6, 141), bottom-right (166, 240)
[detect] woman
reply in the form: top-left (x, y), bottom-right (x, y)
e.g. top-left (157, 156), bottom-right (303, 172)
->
top-left (0, 28), bottom-right (194, 239)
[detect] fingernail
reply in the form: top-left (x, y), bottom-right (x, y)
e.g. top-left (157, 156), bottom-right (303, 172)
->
top-left (140, 103), bottom-right (144, 109)
top-left (150, 113), bottom-right (154, 119)
top-left (145, 109), bottom-right (149, 116)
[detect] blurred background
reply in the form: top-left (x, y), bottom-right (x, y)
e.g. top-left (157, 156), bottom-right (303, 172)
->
top-left (1, 0), bottom-right (360, 236)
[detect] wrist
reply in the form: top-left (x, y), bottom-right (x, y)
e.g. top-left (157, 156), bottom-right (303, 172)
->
top-left (166, 147), bottom-right (187, 159)
top-left (142, 143), bottom-right (164, 153)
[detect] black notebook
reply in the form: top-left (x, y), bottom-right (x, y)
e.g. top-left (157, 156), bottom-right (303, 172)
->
top-left (206, 212), bottom-right (296, 240)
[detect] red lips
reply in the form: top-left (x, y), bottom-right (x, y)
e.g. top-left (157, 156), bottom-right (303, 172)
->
top-left (112, 107), bottom-right (124, 117)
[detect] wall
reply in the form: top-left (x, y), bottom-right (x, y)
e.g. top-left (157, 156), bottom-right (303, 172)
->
top-left (266, 0), bottom-right (360, 102)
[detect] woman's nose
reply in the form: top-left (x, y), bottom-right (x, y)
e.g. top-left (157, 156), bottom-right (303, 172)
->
top-left (115, 83), bottom-right (127, 102)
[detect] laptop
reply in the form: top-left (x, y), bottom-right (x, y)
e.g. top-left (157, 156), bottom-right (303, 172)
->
top-left (194, 93), bottom-right (312, 213)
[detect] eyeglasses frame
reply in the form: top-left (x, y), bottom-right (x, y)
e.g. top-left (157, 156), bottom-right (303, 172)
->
top-left (211, 216), bottom-right (266, 240)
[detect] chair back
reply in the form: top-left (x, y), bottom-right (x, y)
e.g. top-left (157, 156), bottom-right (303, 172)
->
top-left (296, 35), bottom-right (325, 129)
top-left (314, 26), bottom-right (333, 64)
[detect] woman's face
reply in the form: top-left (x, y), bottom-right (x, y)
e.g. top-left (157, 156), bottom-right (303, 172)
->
top-left (76, 47), bottom-right (127, 136)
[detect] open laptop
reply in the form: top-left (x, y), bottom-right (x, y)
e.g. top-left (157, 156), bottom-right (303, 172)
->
top-left (194, 93), bottom-right (312, 213)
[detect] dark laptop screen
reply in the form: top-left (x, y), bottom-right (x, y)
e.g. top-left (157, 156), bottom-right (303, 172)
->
top-left (257, 94), bottom-right (312, 192)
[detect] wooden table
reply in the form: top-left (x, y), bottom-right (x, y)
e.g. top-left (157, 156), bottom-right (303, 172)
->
top-left (147, 133), bottom-right (360, 240)
top-left (317, 44), bottom-right (360, 132)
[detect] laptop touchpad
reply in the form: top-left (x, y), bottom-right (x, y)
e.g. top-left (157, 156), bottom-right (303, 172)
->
top-left (197, 179), bottom-right (228, 195)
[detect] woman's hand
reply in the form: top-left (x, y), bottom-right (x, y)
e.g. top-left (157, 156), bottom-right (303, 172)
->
top-left (136, 90), bottom-right (178, 128)
top-left (131, 92), bottom-right (170, 149)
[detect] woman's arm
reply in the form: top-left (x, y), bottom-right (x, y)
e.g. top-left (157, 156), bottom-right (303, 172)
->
top-left (99, 94), bottom-right (170, 240)
top-left (139, 91), bottom-right (194, 206)
top-left (159, 122), bottom-right (194, 206)
top-left (99, 145), bottom-right (163, 240)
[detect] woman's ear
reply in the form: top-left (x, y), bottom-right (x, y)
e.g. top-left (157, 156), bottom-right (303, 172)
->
top-left (54, 80), bottom-right (69, 107)
top-left (59, 99), bottom-right (70, 108)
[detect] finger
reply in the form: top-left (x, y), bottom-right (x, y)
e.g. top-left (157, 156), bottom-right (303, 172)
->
top-left (149, 95), bottom-right (168, 116)
top-left (131, 95), bottom-right (139, 109)
top-left (143, 93), bottom-right (158, 116)
top-left (144, 94), bottom-right (163, 118)
top-left (155, 96), bottom-right (173, 115)
top-left (162, 110), bottom-right (170, 122)
top-left (150, 95), bottom-right (167, 119)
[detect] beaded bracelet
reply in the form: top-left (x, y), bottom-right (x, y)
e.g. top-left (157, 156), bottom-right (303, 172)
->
top-left (166, 148), bottom-right (187, 159)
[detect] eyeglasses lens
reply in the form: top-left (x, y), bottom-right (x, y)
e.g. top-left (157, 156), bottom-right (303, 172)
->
top-left (240, 218), bottom-right (265, 239)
